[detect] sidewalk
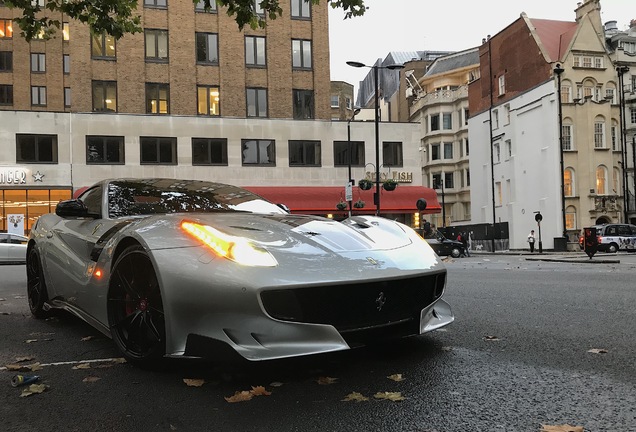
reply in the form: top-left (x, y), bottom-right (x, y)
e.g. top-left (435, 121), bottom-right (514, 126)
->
top-left (469, 250), bottom-right (620, 264)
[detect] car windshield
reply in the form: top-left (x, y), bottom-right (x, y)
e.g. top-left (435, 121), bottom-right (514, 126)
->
top-left (108, 179), bottom-right (286, 218)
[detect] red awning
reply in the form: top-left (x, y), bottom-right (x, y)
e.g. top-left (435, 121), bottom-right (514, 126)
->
top-left (245, 186), bottom-right (441, 214)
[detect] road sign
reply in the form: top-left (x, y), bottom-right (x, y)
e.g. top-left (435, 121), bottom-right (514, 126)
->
top-left (345, 182), bottom-right (353, 202)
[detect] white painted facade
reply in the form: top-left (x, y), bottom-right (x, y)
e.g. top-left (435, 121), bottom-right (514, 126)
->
top-left (468, 80), bottom-right (563, 250)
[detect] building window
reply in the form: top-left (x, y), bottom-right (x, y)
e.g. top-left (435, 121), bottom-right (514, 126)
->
top-left (611, 121), bottom-right (618, 151)
top-left (92, 33), bottom-right (116, 58)
top-left (0, 84), bottom-right (13, 105)
top-left (493, 142), bottom-right (500, 163)
top-left (145, 29), bottom-right (169, 62)
top-left (564, 168), bottom-right (574, 197)
top-left (495, 181), bottom-right (502, 206)
top-left (197, 86), bottom-right (220, 116)
top-left (192, 138), bottom-right (228, 165)
top-left (430, 114), bottom-right (439, 131)
top-left (382, 141), bottom-right (403, 167)
top-left (292, 39), bottom-right (312, 69)
top-left (241, 139), bottom-right (275, 166)
top-left (62, 22), bottom-right (69, 40)
top-left (63, 54), bottom-right (70, 73)
top-left (431, 143), bottom-right (440, 160)
top-left (561, 85), bottom-right (571, 103)
top-left (465, 139), bottom-right (469, 156)
top-left (613, 167), bottom-right (620, 195)
top-left (0, 19), bottom-right (13, 39)
top-left (196, 32), bottom-right (218, 64)
top-left (445, 172), bottom-right (454, 189)
top-left (631, 108), bottom-right (636, 124)
top-left (16, 134), bottom-right (57, 163)
top-left (594, 85), bottom-right (602, 102)
top-left (493, 109), bottom-right (499, 128)
top-left (252, 0), bottom-right (264, 16)
top-left (605, 88), bottom-right (615, 104)
top-left (504, 104), bottom-right (511, 125)
top-left (443, 142), bottom-right (453, 159)
top-left (432, 173), bottom-right (441, 189)
top-left (64, 87), bottom-right (71, 107)
top-left (291, 0), bottom-right (310, 18)
top-left (464, 108), bottom-right (469, 125)
top-left (86, 136), bottom-right (125, 164)
top-left (245, 36), bottom-right (266, 67)
top-left (498, 74), bottom-right (505, 95)
top-left (330, 95), bottom-right (339, 108)
top-left (31, 86), bottom-right (46, 106)
top-left (140, 137), bottom-right (177, 164)
top-left (441, 112), bottom-right (452, 130)
top-left (195, 0), bottom-right (217, 12)
top-left (466, 169), bottom-right (470, 186)
top-left (293, 89), bottom-right (314, 119)
top-left (92, 81), bottom-right (117, 112)
top-left (146, 83), bottom-right (169, 114)
top-left (596, 166), bottom-right (607, 195)
top-left (246, 88), bottom-right (267, 117)
top-left (594, 119), bottom-right (605, 148)
top-left (345, 97), bottom-right (352, 110)
top-left (30, 53), bottom-right (45, 73)
top-left (144, 0), bottom-right (167, 8)
top-left (562, 124), bottom-right (573, 150)
top-left (334, 141), bottom-right (364, 166)
top-left (505, 139), bottom-right (512, 160)
top-left (289, 140), bottom-right (321, 166)
top-left (565, 206), bottom-right (576, 230)
top-left (0, 51), bottom-right (12, 71)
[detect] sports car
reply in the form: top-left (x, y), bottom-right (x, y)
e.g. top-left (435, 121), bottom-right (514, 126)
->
top-left (27, 178), bottom-right (453, 366)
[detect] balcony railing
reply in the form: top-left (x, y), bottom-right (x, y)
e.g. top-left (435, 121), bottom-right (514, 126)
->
top-left (410, 86), bottom-right (468, 112)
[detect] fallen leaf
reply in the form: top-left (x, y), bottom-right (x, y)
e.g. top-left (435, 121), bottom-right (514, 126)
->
top-left (25, 339), bottom-right (38, 344)
top-left (341, 392), bottom-right (369, 402)
top-left (224, 391), bottom-right (254, 403)
top-left (72, 363), bottom-right (91, 370)
top-left (541, 425), bottom-right (584, 432)
top-left (81, 336), bottom-right (96, 341)
top-left (170, 425), bottom-right (177, 431)
top-left (587, 348), bottom-right (608, 354)
top-left (83, 376), bottom-right (101, 383)
top-left (316, 376), bottom-right (338, 385)
top-left (15, 356), bottom-right (35, 363)
top-left (19, 384), bottom-right (48, 397)
top-left (374, 391), bottom-right (405, 401)
top-left (183, 378), bottom-right (205, 387)
top-left (111, 358), bottom-right (127, 364)
top-left (250, 386), bottom-right (271, 396)
top-left (441, 346), bottom-right (453, 352)
top-left (269, 382), bottom-right (284, 387)
top-left (14, 295), bottom-right (26, 299)
top-left (387, 374), bottom-right (405, 382)
top-left (484, 335), bottom-right (500, 341)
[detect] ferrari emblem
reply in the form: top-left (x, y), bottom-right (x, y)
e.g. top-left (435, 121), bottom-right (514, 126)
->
top-left (375, 292), bottom-right (386, 311)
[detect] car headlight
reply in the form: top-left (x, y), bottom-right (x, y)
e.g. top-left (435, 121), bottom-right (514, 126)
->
top-left (181, 221), bottom-right (278, 267)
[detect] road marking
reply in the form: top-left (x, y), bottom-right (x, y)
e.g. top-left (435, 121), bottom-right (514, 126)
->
top-left (0, 357), bottom-right (126, 371)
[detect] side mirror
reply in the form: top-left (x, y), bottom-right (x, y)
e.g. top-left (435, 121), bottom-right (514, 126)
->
top-left (56, 199), bottom-right (93, 218)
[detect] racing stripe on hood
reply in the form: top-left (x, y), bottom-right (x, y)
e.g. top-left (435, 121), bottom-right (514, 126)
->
top-left (90, 220), bottom-right (134, 262)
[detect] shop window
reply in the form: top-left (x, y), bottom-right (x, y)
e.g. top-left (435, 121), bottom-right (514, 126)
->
top-left (16, 134), bottom-right (57, 163)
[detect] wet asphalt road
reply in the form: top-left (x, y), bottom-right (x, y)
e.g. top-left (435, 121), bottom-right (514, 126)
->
top-left (1, 255), bottom-right (635, 432)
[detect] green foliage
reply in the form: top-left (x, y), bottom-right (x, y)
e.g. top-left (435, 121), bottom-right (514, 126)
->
top-left (4, 0), bottom-right (366, 42)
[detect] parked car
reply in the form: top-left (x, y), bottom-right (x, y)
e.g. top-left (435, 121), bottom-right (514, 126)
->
top-left (27, 178), bottom-right (453, 366)
top-left (0, 233), bottom-right (28, 263)
top-left (424, 231), bottom-right (465, 258)
top-left (578, 223), bottom-right (636, 253)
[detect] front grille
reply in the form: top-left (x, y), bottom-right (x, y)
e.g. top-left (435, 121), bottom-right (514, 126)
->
top-left (260, 272), bottom-right (446, 332)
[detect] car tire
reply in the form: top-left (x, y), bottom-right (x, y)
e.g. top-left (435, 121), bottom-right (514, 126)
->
top-left (26, 247), bottom-right (51, 319)
top-left (108, 245), bottom-right (166, 367)
top-left (451, 248), bottom-right (461, 258)
top-left (607, 243), bottom-right (619, 254)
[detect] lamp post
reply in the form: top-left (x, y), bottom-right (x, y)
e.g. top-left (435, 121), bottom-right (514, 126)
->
top-left (616, 65), bottom-right (630, 222)
top-left (347, 60), bottom-right (404, 216)
top-left (554, 63), bottom-right (567, 241)
top-left (347, 108), bottom-right (361, 217)
top-left (434, 178), bottom-right (446, 228)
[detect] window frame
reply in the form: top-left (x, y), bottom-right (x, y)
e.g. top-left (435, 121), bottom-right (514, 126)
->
top-left (195, 0), bottom-right (217, 12)
top-left (292, 89), bottom-right (314, 119)
top-left (0, 51), bottom-right (12, 72)
top-left (0, 84), bottom-right (12, 105)
top-left (64, 87), bottom-right (71, 108)
top-left (31, 86), bottom-right (47, 106)
top-left (195, 32), bottom-right (219, 65)
top-left (16, 134), bottom-right (58, 164)
top-left (382, 141), bottom-right (403, 167)
top-left (92, 80), bottom-right (117, 113)
top-left (140, 136), bottom-right (177, 165)
top-left (30, 53), bottom-right (46, 73)
top-left (144, 0), bottom-right (167, 8)
top-left (246, 87), bottom-right (268, 118)
top-left (0, 19), bottom-right (13, 39)
top-left (290, 0), bottom-right (311, 19)
top-left (333, 141), bottom-right (365, 167)
top-left (292, 39), bottom-right (312, 70)
top-left (144, 29), bottom-right (169, 62)
top-left (197, 85), bottom-right (220, 116)
top-left (245, 35), bottom-right (266, 67)
top-left (442, 112), bottom-right (452, 130)
top-left (63, 54), bottom-right (70, 74)
top-left (86, 135), bottom-right (125, 165)
top-left (91, 32), bottom-right (116, 59)
top-left (241, 139), bottom-right (276, 166)
top-left (288, 140), bottom-right (321, 167)
top-left (191, 137), bottom-right (228, 166)
top-left (146, 82), bottom-right (170, 115)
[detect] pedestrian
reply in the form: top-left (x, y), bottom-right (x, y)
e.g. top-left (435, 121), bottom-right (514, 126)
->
top-left (423, 219), bottom-right (431, 238)
top-left (527, 229), bottom-right (536, 253)
top-left (461, 231), bottom-right (470, 257)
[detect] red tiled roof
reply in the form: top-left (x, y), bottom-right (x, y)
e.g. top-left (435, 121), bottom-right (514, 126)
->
top-left (529, 18), bottom-right (578, 62)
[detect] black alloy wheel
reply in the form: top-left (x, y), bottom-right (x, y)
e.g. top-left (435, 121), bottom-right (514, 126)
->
top-left (27, 248), bottom-right (50, 318)
top-left (108, 245), bottom-right (166, 365)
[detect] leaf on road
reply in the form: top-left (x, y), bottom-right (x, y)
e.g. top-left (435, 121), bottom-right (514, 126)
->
top-left (83, 376), bottom-right (101, 383)
top-left (15, 356), bottom-right (34, 363)
top-left (14, 295), bottom-right (26, 299)
top-left (224, 391), bottom-right (254, 403)
top-left (19, 384), bottom-right (48, 398)
top-left (484, 335), bottom-right (500, 341)
top-left (183, 378), bottom-right (205, 387)
top-left (342, 392), bottom-right (369, 402)
top-left (541, 425), bottom-right (584, 432)
top-left (441, 346), bottom-right (453, 352)
top-left (374, 391), bottom-right (405, 401)
top-left (269, 381), bottom-right (284, 387)
top-left (250, 386), bottom-right (271, 396)
top-left (170, 425), bottom-right (177, 431)
top-left (72, 363), bottom-right (91, 370)
top-left (587, 348), bottom-right (608, 354)
top-left (387, 374), bottom-right (404, 382)
top-left (81, 336), bottom-right (96, 341)
top-left (111, 358), bottom-right (127, 364)
top-left (9, 362), bottom-right (43, 372)
top-left (316, 376), bottom-right (338, 385)
top-left (25, 339), bottom-right (38, 344)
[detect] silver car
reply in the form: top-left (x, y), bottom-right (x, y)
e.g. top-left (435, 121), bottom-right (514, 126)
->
top-left (0, 233), bottom-right (28, 264)
top-left (27, 179), bottom-right (453, 366)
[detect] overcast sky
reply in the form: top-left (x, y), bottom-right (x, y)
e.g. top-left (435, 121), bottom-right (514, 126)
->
top-left (329, 0), bottom-right (634, 95)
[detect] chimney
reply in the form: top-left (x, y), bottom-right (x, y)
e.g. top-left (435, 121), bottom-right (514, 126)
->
top-left (575, 0), bottom-right (600, 24)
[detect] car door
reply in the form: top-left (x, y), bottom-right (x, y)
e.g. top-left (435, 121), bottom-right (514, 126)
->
top-left (8, 234), bottom-right (28, 262)
top-left (0, 233), bottom-right (8, 262)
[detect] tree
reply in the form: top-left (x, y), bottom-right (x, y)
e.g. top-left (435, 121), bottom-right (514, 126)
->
top-left (3, 0), bottom-right (367, 42)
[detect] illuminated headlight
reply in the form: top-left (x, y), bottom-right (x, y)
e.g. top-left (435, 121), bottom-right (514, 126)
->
top-left (181, 221), bottom-right (278, 267)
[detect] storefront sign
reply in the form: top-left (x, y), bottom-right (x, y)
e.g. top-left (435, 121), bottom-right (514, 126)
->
top-left (365, 171), bottom-right (413, 183)
top-left (0, 167), bottom-right (28, 185)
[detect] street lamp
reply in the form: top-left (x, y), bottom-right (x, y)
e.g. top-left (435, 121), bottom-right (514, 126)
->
top-left (434, 177), bottom-right (446, 228)
top-left (553, 63), bottom-right (567, 243)
top-left (347, 60), bottom-right (404, 216)
top-left (347, 108), bottom-right (361, 217)
top-left (616, 64), bottom-right (630, 222)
